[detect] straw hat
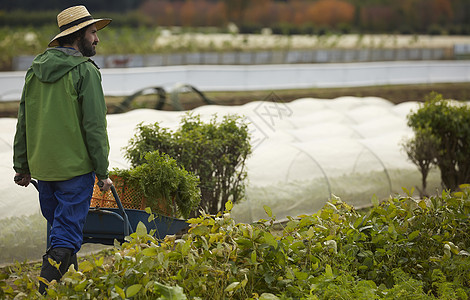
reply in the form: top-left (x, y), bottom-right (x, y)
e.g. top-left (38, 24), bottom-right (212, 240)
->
top-left (48, 5), bottom-right (111, 47)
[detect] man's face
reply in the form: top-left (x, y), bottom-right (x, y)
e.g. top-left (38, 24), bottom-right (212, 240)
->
top-left (78, 24), bottom-right (99, 57)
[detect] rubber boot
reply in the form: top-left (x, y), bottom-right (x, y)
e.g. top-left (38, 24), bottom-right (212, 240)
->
top-left (38, 247), bottom-right (73, 295)
top-left (69, 253), bottom-right (78, 271)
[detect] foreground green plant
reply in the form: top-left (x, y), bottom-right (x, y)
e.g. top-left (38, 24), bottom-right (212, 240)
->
top-left (111, 150), bottom-right (201, 218)
top-left (1, 186), bottom-right (470, 299)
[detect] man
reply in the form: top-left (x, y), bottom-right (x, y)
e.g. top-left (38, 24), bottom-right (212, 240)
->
top-left (12, 5), bottom-right (113, 294)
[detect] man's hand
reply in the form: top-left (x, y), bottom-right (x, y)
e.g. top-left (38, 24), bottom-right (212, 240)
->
top-left (14, 173), bottom-right (31, 187)
top-left (98, 177), bottom-right (113, 191)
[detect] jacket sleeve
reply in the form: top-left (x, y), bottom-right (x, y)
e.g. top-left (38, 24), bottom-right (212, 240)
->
top-left (13, 72), bottom-right (31, 174)
top-left (78, 62), bottom-right (110, 180)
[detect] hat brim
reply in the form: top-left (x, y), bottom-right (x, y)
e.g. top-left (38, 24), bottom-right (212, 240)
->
top-left (48, 18), bottom-right (111, 47)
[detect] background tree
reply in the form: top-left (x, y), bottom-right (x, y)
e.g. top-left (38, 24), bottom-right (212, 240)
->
top-left (307, 0), bottom-right (355, 28)
top-left (180, 0), bottom-right (197, 27)
top-left (180, 0), bottom-right (464, 33)
top-left (401, 127), bottom-right (439, 197)
top-left (2, 0), bottom-right (469, 34)
top-left (407, 92), bottom-right (470, 191)
top-left (1, 0), bottom-right (145, 12)
top-left (223, 0), bottom-right (250, 24)
top-left (359, 5), bottom-right (395, 32)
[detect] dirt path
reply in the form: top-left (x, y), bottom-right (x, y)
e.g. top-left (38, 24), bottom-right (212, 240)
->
top-left (108, 82), bottom-right (470, 112)
top-left (1, 83), bottom-right (469, 118)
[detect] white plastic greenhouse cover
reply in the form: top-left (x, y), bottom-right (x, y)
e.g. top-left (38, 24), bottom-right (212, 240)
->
top-left (0, 96), bottom-right (442, 224)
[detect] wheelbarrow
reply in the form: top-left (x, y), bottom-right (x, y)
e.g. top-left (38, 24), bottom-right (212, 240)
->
top-left (29, 179), bottom-right (189, 248)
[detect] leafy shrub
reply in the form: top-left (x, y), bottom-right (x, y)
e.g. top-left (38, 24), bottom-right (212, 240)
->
top-left (406, 92), bottom-right (470, 191)
top-left (427, 24), bottom-right (445, 35)
top-left (124, 113), bottom-right (251, 216)
top-left (111, 150), bottom-right (201, 218)
top-left (2, 185), bottom-right (470, 299)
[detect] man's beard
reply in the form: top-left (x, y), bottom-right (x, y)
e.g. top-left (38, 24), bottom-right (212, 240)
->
top-left (78, 38), bottom-right (96, 57)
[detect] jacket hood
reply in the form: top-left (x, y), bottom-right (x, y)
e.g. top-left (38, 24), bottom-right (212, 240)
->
top-left (31, 48), bottom-right (89, 83)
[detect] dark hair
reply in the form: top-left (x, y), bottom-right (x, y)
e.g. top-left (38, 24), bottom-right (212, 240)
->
top-left (56, 25), bottom-right (89, 46)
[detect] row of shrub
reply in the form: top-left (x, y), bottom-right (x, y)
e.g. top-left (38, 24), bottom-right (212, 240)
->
top-left (1, 184), bottom-right (469, 298)
top-left (2, 9), bottom-right (470, 36)
top-left (0, 10), bottom-right (150, 28)
top-left (244, 23), bottom-right (470, 36)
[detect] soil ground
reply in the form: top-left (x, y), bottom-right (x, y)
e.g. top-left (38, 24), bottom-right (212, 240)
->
top-left (190, 82), bottom-right (470, 107)
top-left (1, 83), bottom-right (469, 118)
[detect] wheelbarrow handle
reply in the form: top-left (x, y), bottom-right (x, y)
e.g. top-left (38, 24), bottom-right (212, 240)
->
top-left (110, 185), bottom-right (133, 236)
top-left (31, 179), bottom-right (39, 191)
top-left (97, 180), bottom-right (133, 236)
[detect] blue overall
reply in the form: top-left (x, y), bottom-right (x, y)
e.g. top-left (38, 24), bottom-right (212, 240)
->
top-left (38, 172), bottom-right (95, 254)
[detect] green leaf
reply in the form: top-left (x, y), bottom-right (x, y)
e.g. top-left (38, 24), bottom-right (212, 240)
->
top-left (371, 194), bottom-right (379, 207)
top-left (353, 216), bottom-right (364, 229)
top-left (401, 187), bottom-right (415, 196)
top-left (446, 242), bottom-right (460, 254)
top-left (240, 223), bottom-right (253, 238)
top-left (363, 257), bottom-right (374, 269)
top-left (459, 183), bottom-right (470, 189)
top-left (74, 279), bottom-right (88, 292)
top-left (251, 251), bottom-right (257, 264)
top-left (46, 288), bottom-right (58, 297)
top-left (186, 217), bottom-right (204, 224)
top-left (79, 260), bottom-right (94, 273)
top-left (181, 240), bottom-right (191, 256)
top-left (126, 284), bottom-right (142, 298)
top-left (142, 247), bottom-right (159, 257)
top-left (311, 262), bottom-right (319, 271)
top-left (259, 293), bottom-right (280, 300)
top-left (294, 270), bottom-right (308, 280)
top-left (48, 257), bottom-right (61, 270)
top-left (152, 282), bottom-right (187, 299)
top-left (408, 230), bottom-right (420, 241)
top-left (418, 200), bottom-right (427, 210)
top-left (225, 281), bottom-right (240, 292)
top-left (136, 221), bottom-right (148, 237)
top-left (306, 226), bottom-right (315, 239)
top-left (236, 237), bottom-right (253, 249)
top-left (324, 264), bottom-right (333, 278)
top-left (189, 225), bottom-right (210, 236)
top-left (263, 232), bottom-right (278, 248)
top-left (263, 205), bottom-right (273, 217)
top-left (225, 201), bottom-right (233, 212)
top-left (95, 256), bottom-right (104, 267)
top-left (115, 285), bottom-right (126, 299)
top-left (241, 276), bottom-right (248, 288)
top-left (38, 277), bottom-right (49, 286)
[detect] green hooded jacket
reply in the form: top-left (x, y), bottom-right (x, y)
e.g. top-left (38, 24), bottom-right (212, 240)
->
top-left (13, 47), bottom-right (109, 181)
